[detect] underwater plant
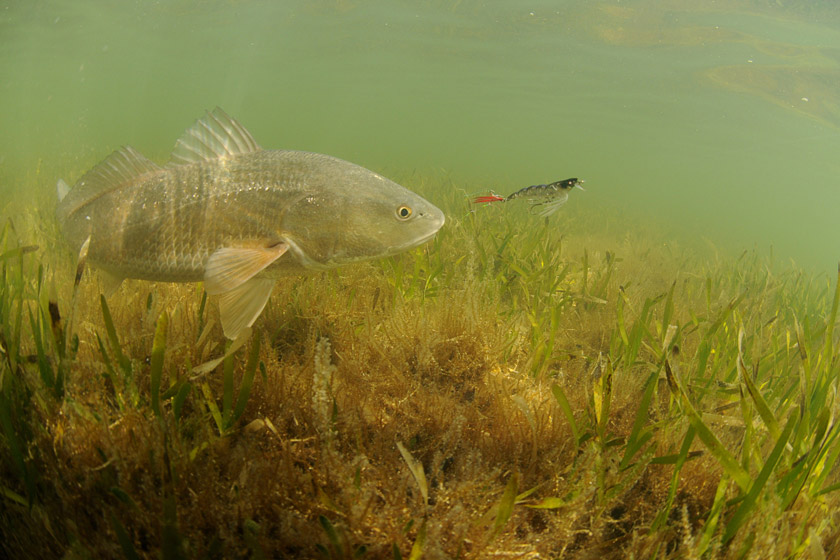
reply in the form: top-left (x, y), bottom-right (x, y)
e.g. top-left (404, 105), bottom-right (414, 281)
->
top-left (1, 172), bottom-right (840, 558)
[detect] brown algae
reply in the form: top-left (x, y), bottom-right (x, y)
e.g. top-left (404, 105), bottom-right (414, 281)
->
top-left (1, 173), bottom-right (840, 558)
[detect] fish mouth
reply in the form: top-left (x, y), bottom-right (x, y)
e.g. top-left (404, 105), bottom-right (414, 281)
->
top-left (385, 228), bottom-right (439, 256)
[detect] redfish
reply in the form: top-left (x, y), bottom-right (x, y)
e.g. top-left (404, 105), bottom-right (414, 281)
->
top-left (57, 108), bottom-right (445, 338)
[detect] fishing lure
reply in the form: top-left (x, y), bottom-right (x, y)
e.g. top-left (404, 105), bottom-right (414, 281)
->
top-left (473, 178), bottom-right (584, 217)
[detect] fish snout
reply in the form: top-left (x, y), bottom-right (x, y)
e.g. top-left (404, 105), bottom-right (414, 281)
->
top-left (420, 204), bottom-right (446, 236)
top-left (424, 204), bottom-right (446, 228)
top-left (401, 202), bottom-right (445, 250)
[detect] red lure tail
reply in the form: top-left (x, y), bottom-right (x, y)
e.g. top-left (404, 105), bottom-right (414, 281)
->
top-left (472, 194), bottom-right (505, 204)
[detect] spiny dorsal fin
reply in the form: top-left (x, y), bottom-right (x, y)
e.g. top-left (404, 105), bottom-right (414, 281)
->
top-left (167, 107), bottom-right (262, 167)
top-left (56, 146), bottom-right (160, 223)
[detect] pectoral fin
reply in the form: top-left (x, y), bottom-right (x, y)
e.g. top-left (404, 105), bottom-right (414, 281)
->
top-left (218, 278), bottom-right (275, 339)
top-left (204, 243), bottom-right (288, 295)
top-left (57, 179), bottom-right (70, 201)
top-left (74, 235), bottom-right (91, 290)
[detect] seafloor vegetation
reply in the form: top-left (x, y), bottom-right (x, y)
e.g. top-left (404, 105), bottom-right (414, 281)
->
top-left (1, 170), bottom-right (839, 559)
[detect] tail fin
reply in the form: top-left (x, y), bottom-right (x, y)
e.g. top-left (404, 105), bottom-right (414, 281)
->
top-left (472, 194), bottom-right (505, 204)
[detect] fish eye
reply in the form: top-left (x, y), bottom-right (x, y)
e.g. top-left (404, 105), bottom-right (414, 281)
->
top-left (396, 205), bottom-right (412, 220)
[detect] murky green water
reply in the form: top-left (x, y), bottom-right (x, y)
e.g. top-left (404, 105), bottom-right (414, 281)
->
top-left (2, 0), bottom-right (839, 270)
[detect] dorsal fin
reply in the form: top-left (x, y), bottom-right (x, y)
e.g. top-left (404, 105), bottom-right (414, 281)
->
top-left (167, 107), bottom-right (262, 167)
top-left (56, 146), bottom-right (160, 223)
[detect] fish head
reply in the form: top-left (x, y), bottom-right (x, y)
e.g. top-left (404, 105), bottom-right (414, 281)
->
top-left (280, 161), bottom-right (445, 268)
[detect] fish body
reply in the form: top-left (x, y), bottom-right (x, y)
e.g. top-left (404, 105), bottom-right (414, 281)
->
top-left (57, 108), bottom-right (445, 338)
top-left (472, 178), bottom-right (583, 217)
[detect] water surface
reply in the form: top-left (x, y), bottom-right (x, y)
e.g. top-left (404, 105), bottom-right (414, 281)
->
top-left (2, 0), bottom-right (839, 270)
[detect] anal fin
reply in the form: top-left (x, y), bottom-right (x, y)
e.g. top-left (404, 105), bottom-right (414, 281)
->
top-left (217, 277), bottom-right (275, 339)
top-left (99, 269), bottom-right (125, 297)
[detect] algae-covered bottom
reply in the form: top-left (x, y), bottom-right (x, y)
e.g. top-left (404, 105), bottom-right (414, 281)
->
top-left (1, 172), bottom-right (840, 558)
